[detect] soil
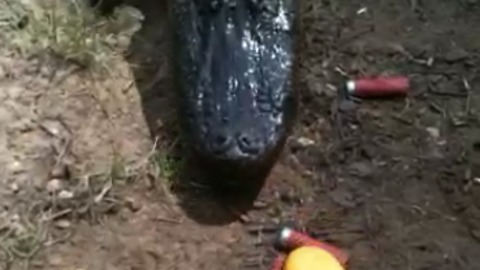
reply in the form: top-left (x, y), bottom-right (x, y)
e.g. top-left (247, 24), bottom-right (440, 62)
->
top-left (1, 0), bottom-right (480, 270)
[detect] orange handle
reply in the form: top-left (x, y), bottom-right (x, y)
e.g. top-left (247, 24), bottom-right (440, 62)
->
top-left (279, 228), bottom-right (349, 266)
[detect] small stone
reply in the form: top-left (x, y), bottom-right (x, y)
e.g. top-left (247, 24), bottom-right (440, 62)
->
top-left (47, 254), bottom-right (64, 266)
top-left (41, 121), bottom-right (60, 136)
top-left (11, 214), bottom-right (20, 222)
top-left (253, 200), bottom-right (269, 209)
top-left (40, 119), bottom-right (69, 138)
top-left (239, 214), bottom-right (251, 224)
top-left (50, 163), bottom-right (70, 179)
top-left (54, 219), bottom-right (71, 229)
top-left (444, 48), bottom-right (469, 63)
top-left (46, 179), bottom-right (63, 193)
top-left (426, 127), bottom-right (440, 139)
top-left (9, 183), bottom-right (19, 193)
top-left (9, 160), bottom-right (24, 174)
top-left (302, 170), bottom-right (314, 178)
top-left (58, 190), bottom-right (74, 199)
top-left (297, 137), bottom-right (315, 147)
top-left (356, 7), bottom-right (368, 14)
top-left (125, 197), bottom-right (141, 212)
top-left (117, 36), bottom-right (132, 48)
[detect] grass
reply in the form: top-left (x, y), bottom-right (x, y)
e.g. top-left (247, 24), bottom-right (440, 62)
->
top-left (0, 0), bottom-right (143, 72)
top-left (0, 1), bottom-right (181, 267)
top-left (0, 148), bottom-right (179, 269)
top-left (0, 214), bottom-right (46, 269)
top-left (155, 152), bottom-right (178, 181)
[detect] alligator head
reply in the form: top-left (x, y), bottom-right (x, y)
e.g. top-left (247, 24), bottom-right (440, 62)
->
top-left (169, 0), bottom-right (299, 186)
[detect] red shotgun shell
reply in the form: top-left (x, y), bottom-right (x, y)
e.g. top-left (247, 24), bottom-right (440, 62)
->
top-left (269, 254), bottom-right (287, 270)
top-left (346, 76), bottom-right (410, 97)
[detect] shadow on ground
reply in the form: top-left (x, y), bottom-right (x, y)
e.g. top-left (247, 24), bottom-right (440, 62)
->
top-left (122, 0), bottom-right (264, 226)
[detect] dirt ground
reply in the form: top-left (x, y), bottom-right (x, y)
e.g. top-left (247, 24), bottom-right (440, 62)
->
top-left (1, 0), bottom-right (480, 270)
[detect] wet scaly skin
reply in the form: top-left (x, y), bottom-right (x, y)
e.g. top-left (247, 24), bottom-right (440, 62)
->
top-left (170, 0), bottom-right (299, 186)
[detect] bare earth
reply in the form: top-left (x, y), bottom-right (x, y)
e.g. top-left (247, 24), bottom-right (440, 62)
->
top-left (1, 1), bottom-right (480, 270)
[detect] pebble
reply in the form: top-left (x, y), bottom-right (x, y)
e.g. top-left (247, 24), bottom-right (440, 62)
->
top-left (302, 170), bottom-right (314, 178)
top-left (9, 182), bottom-right (19, 193)
top-left (50, 163), bottom-right (70, 179)
top-left (58, 190), bottom-right (74, 199)
top-left (54, 219), bottom-right (72, 229)
top-left (47, 254), bottom-right (64, 266)
top-left (9, 160), bottom-right (24, 174)
top-left (296, 137), bottom-right (315, 147)
top-left (253, 200), bottom-right (269, 209)
top-left (239, 214), bottom-right (251, 224)
top-left (46, 179), bottom-right (63, 193)
top-left (125, 197), bottom-right (142, 212)
top-left (41, 120), bottom-right (61, 136)
top-left (426, 127), bottom-right (440, 139)
top-left (443, 48), bottom-right (469, 63)
top-left (40, 119), bottom-right (69, 138)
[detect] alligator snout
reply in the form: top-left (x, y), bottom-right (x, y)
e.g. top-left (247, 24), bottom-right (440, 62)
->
top-left (206, 127), bottom-right (274, 160)
top-left (208, 131), bottom-right (263, 157)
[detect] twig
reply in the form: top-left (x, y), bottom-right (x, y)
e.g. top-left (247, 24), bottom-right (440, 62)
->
top-left (94, 179), bottom-right (113, 204)
top-left (9, 243), bottom-right (41, 260)
top-left (428, 101), bottom-right (444, 114)
top-left (391, 114), bottom-right (413, 125)
top-left (40, 208), bottom-right (72, 222)
top-left (463, 76), bottom-right (472, 116)
top-left (53, 136), bottom-right (72, 169)
top-left (153, 216), bottom-right (183, 224)
top-left (0, 243), bottom-right (13, 269)
top-left (0, 227), bottom-right (15, 243)
top-left (43, 231), bottom-right (73, 247)
top-left (126, 136), bottom-right (159, 174)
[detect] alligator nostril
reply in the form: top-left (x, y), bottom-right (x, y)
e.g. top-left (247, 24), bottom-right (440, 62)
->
top-left (209, 132), bottom-right (233, 154)
top-left (237, 133), bottom-right (261, 154)
top-left (239, 135), bottom-right (251, 147)
top-left (215, 134), bottom-right (228, 145)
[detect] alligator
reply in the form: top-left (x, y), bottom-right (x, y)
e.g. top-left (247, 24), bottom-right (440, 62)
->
top-left (169, 0), bottom-right (300, 187)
